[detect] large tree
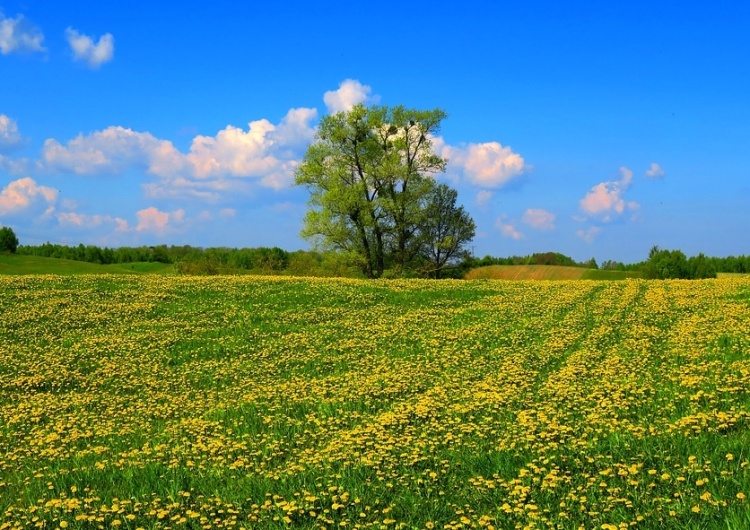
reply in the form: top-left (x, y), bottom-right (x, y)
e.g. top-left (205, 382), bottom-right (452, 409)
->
top-left (296, 104), bottom-right (471, 278)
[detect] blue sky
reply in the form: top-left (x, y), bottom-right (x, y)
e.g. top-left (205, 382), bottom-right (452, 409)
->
top-left (1, 1), bottom-right (749, 263)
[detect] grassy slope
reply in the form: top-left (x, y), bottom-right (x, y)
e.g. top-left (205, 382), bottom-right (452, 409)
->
top-left (466, 264), bottom-right (641, 280)
top-left (0, 254), bottom-right (172, 275)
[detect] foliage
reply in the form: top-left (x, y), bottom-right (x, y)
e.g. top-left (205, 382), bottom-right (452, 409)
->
top-left (643, 246), bottom-right (717, 279)
top-left (419, 184), bottom-right (476, 278)
top-left (295, 104), bottom-right (474, 278)
top-left (0, 226), bottom-right (19, 253)
top-left (11, 240), bottom-right (750, 280)
top-left (1, 276), bottom-right (749, 529)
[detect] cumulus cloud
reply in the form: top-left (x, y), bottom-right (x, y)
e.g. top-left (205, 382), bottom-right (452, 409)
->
top-left (576, 226), bottom-right (602, 243)
top-left (135, 207), bottom-right (185, 235)
top-left (32, 79), bottom-right (527, 206)
top-left (495, 215), bottom-right (523, 240)
top-left (579, 166), bottom-right (638, 222)
top-left (0, 177), bottom-right (57, 217)
top-left (323, 79), bottom-right (378, 114)
top-left (43, 107), bottom-right (317, 195)
top-left (437, 139), bottom-right (526, 188)
top-left (522, 208), bottom-right (556, 231)
top-left (0, 12), bottom-right (45, 55)
top-left (645, 162), bottom-right (665, 179)
top-left (185, 107), bottom-right (317, 188)
top-left (43, 126), bottom-right (185, 176)
top-left (65, 27), bottom-right (114, 68)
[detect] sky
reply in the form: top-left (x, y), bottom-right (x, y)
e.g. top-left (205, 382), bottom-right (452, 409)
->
top-left (1, 1), bottom-right (749, 264)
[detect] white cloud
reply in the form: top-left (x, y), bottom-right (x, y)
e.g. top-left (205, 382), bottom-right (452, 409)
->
top-left (0, 154), bottom-right (29, 174)
top-left (57, 211), bottom-right (128, 231)
top-left (579, 166), bottom-right (638, 222)
top-left (475, 190), bottom-right (493, 207)
top-left (323, 79), bottom-right (378, 114)
top-left (0, 114), bottom-right (22, 151)
top-left (185, 107), bottom-right (317, 188)
top-left (576, 226), bottom-right (602, 243)
top-left (142, 177), bottom-right (238, 203)
top-left (619, 166), bottom-right (633, 187)
top-left (43, 126), bottom-right (185, 176)
top-left (0, 177), bottom-right (57, 216)
top-left (645, 162), bottom-right (665, 179)
top-left (522, 208), bottom-right (556, 231)
top-left (135, 207), bottom-right (184, 235)
top-left (0, 12), bottom-right (45, 55)
top-left (495, 215), bottom-right (523, 240)
top-left (31, 79), bottom-right (526, 207)
top-left (438, 140), bottom-right (526, 188)
top-left (43, 107), bottom-right (318, 196)
top-left (65, 27), bottom-right (114, 68)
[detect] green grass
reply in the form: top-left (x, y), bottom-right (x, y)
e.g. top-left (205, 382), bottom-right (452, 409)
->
top-left (0, 254), bottom-right (172, 275)
top-left (0, 275), bottom-right (749, 529)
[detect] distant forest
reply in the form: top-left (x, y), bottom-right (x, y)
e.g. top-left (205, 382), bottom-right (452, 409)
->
top-left (14, 242), bottom-right (750, 279)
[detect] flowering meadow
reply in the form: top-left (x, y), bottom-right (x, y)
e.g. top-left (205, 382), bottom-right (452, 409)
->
top-left (1, 275), bottom-right (749, 530)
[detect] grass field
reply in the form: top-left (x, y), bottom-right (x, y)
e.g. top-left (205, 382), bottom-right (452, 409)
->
top-left (1, 276), bottom-right (749, 529)
top-left (0, 254), bottom-right (172, 275)
top-left (464, 265), bottom-right (640, 281)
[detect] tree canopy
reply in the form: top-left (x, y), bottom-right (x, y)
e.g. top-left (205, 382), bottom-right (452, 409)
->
top-left (295, 104), bottom-right (475, 278)
top-left (0, 226), bottom-right (19, 253)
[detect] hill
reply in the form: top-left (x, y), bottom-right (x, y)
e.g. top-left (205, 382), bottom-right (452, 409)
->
top-left (465, 264), bottom-right (641, 280)
top-left (0, 254), bottom-right (172, 275)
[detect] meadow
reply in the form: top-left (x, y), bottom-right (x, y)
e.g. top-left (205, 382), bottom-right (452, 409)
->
top-left (463, 265), bottom-right (640, 281)
top-left (0, 275), bottom-right (749, 530)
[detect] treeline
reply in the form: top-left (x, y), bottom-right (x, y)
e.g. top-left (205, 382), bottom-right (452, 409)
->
top-left (15, 245), bottom-right (596, 277)
top-left (15, 242), bottom-right (750, 279)
top-left (637, 247), bottom-right (750, 279)
top-left (16, 243), bottom-right (361, 277)
top-left (469, 252), bottom-right (600, 269)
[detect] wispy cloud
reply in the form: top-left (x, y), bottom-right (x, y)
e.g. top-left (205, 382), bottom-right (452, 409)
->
top-left (645, 162), bottom-right (665, 179)
top-left (495, 215), bottom-right (523, 240)
top-left (475, 190), bottom-right (493, 207)
top-left (0, 114), bottom-right (23, 151)
top-left (0, 11), bottom-right (45, 55)
top-left (58, 211), bottom-right (128, 232)
top-left (576, 226), bottom-right (602, 243)
top-left (522, 208), bottom-right (556, 231)
top-left (65, 27), bottom-right (114, 68)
